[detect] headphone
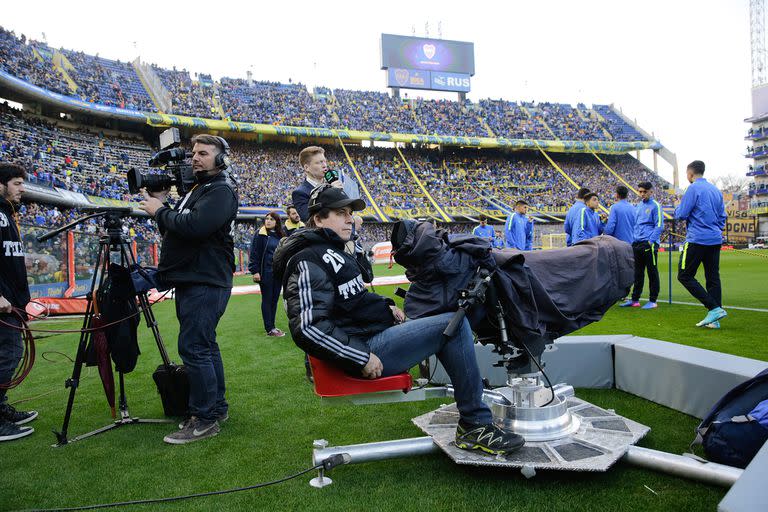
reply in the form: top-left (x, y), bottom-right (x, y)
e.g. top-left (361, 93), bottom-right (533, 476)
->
top-left (307, 183), bottom-right (334, 214)
top-left (214, 136), bottom-right (231, 170)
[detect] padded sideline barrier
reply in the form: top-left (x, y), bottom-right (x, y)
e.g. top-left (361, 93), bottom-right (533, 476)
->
top-left (614, 337), bottom-right (768, 419)
top-left (718, 439), bottom-right (768, 511)
top-left (429, 335), bottom-right (630, 388)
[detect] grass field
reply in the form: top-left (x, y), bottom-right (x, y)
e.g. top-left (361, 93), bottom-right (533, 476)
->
top-left (1, 252), bottom-right (766, 511)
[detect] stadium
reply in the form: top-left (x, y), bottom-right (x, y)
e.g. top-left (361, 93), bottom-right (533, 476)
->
top-left (0, 2), bottom-right (767, 511)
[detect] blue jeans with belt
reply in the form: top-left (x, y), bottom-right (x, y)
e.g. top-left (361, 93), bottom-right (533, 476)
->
top-left (367, 312), bottom-right (492, 425)
top-left (175, 284), bottom-right (230, 421)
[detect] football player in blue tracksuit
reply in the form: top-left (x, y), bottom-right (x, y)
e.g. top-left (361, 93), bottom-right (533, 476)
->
top-left (571, 192), bottom-right (605, 244)
top-left (504, 200), bottom-right (533, 250)
top-left (604, 185), bottom-right (635, 244)
top-left (563, 187), bottom-right (590, 247)
top-left (620, 182), bottom-right (663, 310)
top-left (472, 214), bottom-right (495, 243)
top-left (675, 160), bottom-right (728, 328)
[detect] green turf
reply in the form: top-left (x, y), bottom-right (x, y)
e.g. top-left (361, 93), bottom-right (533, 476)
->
top-left (1, 253), bottom-right (765, 511)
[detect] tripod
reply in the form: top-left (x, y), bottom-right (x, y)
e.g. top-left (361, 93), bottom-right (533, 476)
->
top-left (38, 208), bottom-right (175, 446)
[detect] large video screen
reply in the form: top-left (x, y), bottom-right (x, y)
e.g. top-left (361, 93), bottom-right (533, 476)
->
top-left (381, 34), bottom-right (475, 76)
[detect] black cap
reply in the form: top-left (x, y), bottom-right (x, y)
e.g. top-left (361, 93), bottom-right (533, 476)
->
top-left (308, 184), bottom-right (366, 214)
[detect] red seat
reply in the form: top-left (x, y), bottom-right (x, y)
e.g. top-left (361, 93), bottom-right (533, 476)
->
top-left (308, 356), bottom-right (413, 398)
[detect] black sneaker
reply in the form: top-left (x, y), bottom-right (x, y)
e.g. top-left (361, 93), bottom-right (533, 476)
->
top-left (455, 420), bottom-right (525, 455)
top-left (178, 412), bottom-right (228, 429)
top-left (164, 417), bottom-right (219, 445)
top-left (0, 418), bottom-right (34, 442)
top-left (0, 404), bottom-right (38, 425)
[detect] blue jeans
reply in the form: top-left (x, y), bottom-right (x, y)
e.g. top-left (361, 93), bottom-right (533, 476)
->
top-left (259, 270), bottom-right (281, 332)
top-left (367, 312), bottom-right (492, 425)
top-left (175, 284), bottom-right (230, 421)
top-left (0, 317), bottom-right (23, 406)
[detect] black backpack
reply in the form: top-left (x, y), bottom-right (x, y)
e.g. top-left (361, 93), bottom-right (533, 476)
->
top-left (98, 263), bottom-right (140, 373)
top-left (691, 368), bottom-right (768, 468)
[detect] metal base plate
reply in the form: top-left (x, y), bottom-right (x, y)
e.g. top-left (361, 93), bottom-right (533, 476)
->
top-left (412, 396), bottom-right (650, 472)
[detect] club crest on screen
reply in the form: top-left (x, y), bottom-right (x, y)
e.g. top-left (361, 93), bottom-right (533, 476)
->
top-left (422, 43), bottom-right (436, 60)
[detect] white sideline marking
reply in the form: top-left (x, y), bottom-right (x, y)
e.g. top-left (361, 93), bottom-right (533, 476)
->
top-left (230, 275), bottom-right (411, 296)
top-left (640, 298), bottom-right (768, 313)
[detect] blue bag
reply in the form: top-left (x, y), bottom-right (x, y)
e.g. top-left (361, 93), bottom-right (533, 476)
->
top-left (691, 368), bottom-right (768, 468)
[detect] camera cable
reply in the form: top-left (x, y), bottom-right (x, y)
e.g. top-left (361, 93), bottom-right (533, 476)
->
top-left (23, 455), bottom-right (350, 512)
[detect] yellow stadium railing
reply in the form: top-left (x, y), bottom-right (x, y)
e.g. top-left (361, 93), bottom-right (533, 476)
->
top-left (336, 135), bottom-right (389, 222)
top-left (535, 141), bottom-right (609, 214)
top-left (395, 147), bottom-right (452, 222)
top-left (589, 151), bottom-right (673, 220)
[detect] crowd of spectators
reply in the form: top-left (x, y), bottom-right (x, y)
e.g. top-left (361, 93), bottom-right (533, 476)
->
top-left (537, 102), bottom-right (606, 141)
top-left (334, 89), bottom-right (418, 133)
top-left (2, 26), bottom-right (650, 141)
top-left (61, 50), bottom-right (154, 111)
top-left (479, 100), bottom-right (551, 139)
top-left (413, 99), bottom-right (487, 137)
top-left (152, 66), bottom-right (220, 118)
top-left (219, 78), bottom-right (331, 127)
top-left (0, 27), bottom-right (71, 97)
top-left (0, 103), bottom-right (151, 201)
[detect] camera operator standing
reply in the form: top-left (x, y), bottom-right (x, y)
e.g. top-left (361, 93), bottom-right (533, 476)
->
top-left (0, 163), bottom-right (38, 442)
top-left (139, 134), bottom-right (238, 445)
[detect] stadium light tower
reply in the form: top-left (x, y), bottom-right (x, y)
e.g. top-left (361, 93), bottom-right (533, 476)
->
top-left (751, 0), bottom-right (767, 86)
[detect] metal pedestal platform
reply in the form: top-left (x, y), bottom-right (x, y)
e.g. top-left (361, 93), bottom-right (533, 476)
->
top-left (413, 395), bottom-right (649, 473)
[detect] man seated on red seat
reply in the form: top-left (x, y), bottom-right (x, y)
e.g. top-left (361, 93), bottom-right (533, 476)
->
top-left (274, 185), bottom-right (524, 456)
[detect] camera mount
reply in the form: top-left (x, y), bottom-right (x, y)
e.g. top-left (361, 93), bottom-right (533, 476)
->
top-left (38, 207), bottom-right (178, 446)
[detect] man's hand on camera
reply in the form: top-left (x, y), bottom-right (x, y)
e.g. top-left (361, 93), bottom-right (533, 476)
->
top-left (362, 353), bottom-right (383, 379)
top-left (0, 296), bottom-right (12, 314)
top-left (390, 305), bottom-right (405, 323)
top-left (138, 188), bottom-right (166, 217)
top-left (252, 273), bottom-right (261, 283)
top-left (331, 180), bottom-right (343, 189)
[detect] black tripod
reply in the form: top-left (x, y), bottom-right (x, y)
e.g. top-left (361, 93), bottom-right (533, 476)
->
top-left (38, 207), bottom-right (175, 446)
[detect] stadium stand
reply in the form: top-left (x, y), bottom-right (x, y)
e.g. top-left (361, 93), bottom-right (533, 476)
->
top-left (219, 78), bottom-right (332, 127)
top-left (334, 89), bottom-right (418, 133)
top-left (0, 27), bottom-right (72, 97)
top-left (60, 50), bottom-right (154, 111)
top-left (413, 98), bottom-right (488, 137)
top-left (0, 25), bottom-right (677, 259)
top-left (1, 100), bottom-right (671, 215)
top-left (1, 27), bottom-right (651, 141)
top-left (593, 104), bottom-right (646, 141)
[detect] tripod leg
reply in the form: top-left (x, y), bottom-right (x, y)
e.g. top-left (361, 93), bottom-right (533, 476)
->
top-left (117, 371), bottom-right (129, 419)
top-left (54, 242), bottom-right (108, 446)
top-left (120, 243), bottom-right (173, 366)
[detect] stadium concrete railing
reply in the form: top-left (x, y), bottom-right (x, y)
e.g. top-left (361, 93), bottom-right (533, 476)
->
top-left (0, 69), bottom-right (662, 153)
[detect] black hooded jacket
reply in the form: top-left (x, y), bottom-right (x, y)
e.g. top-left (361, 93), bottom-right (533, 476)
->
top-left (155, 172), bottom-right (238, 288)
top-left (0, 197), bottom-right (29, 314)
top-left (273, 228), bottom-right (395, 376)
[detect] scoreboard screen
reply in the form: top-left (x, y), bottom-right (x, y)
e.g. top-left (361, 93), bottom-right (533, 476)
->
top-left (381, 34), bottom-right (475, 76)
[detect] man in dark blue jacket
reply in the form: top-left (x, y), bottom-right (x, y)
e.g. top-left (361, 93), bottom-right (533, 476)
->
top-left (563, 187), bottom-right (590, 247)
top-left (472, 214), bottom-right (495, 242)
top-left (620, 182), bottom-right (663, 309)
top-left (504, 201), bottom-right (533, 250)
top-left (675, 160), bottom-right (728, 328)
top-left (572, 193), bottom-right (605, 244)
top-left (604, 186), bottom-right (635, 244)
